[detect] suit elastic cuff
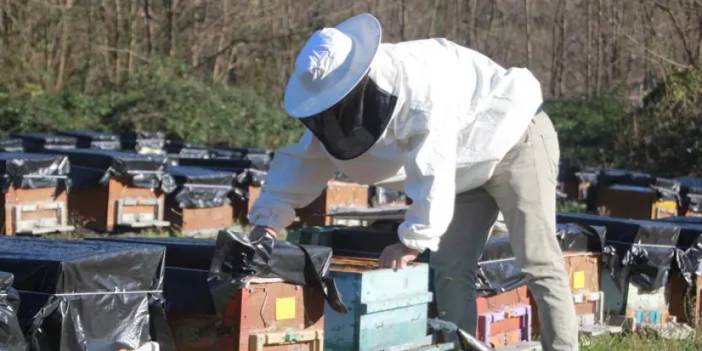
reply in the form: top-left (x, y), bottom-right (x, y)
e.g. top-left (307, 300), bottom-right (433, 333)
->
top-left (398, 232), bottom-right (439, 253)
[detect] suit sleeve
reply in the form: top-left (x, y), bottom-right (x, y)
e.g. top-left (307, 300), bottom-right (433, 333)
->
top-left (397, 109), bottom-right (459, 252)
top-left (248, 130), bottom-right (336, 230)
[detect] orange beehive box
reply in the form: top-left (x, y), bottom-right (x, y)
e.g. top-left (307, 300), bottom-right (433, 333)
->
top-left (298, 180), bottom-right (369, 226)
top-left (164, 166), bottom-right (235, 234)
top-left (0, 152), bottom-right (73, 235)
top-left (476, 304), bottom-right (532, 348)
top-left (55, 149), bottom-right (172, 232)
top-left (219, 280), bottom-right (325, 351)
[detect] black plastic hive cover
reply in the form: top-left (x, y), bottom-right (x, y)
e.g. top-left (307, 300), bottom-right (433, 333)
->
top-left (120, 131), bottom-right (165, 153)
top-left (164, 140), bottom-right (212, 159)
top-left (676, 177), bottom-right (702, 209)
top-left (575, 168), bottom-right (653, 188)
top-left (177, 157), bottom-right (253, 172)
top-left (676, 176), bottom-right (702, 192)
top-left (166, 166), bottom-right (235, 209)
top-left (556, 222), bottom-right (606, 253)
top-left (476, 258), bottom-right (527, 296)
top-left (0, 271), bottom-right (26, 351)
top-left (188, 146), bottom-right (274, 171)
top-left (476, 232), bottom-right (528, 296)
top-left (652, 177), bottom-right (681, 199)
top-left (619, 225), bottom-right (680, 291)
top-left (86, 236), bottom-right (217, 314)
top-left (0, 237), bottom-right (174, 351)
top-left (208, 230), bottom-right (347, 314)
top-left (0, 138), bottom-right (23, 152)
top-left (557, 213), bottom-right (686, 291)
top-left (50, 149), bottom-right (175, 191)
top-left (0, 152), bottom-right (70, 191)
top-left (678, 235), bottom-right (702, 285)
top-left (558, 212), bottom-right (701, 250)
top-left (59, 130), bottom-right (121, 150)
top-left (12, 133), bottom-right (77, 151)
top-left (598, 169), bottom-right (653, 187)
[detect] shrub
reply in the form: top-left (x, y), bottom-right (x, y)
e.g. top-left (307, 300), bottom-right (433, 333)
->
top-left (619, 68), bottom-right (702, 176)
top-left (0, 60), bottom-right (304, 149)
top-left (544, 96), bottom-right (629, 166)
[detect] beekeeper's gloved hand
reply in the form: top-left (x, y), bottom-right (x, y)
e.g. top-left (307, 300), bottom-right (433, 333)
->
top-left (248, 226), bottom-right (277, 264)
top-left (379, 243), bottom-right (420, 270)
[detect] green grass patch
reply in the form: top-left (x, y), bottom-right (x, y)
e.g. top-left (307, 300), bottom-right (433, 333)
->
top-left (582, 331), bottom-right (702, 350)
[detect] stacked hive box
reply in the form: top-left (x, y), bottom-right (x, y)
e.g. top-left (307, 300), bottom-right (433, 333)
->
top-left (597, 184), bottom-right (656, 219)
top-left (177, 156), bottom-right (267, 222)
top-left (476, 286), bottom-right (532, 347)
top-left (526, 224), bottom-right (610, 336)
top-left (220, 280), bottom-right (325, 351)
top-left (654, 216), bottom-right (702, 326)
top-left (325, 257), bottom-right (441, 351)
top-left (164, 166), bottom-right (235, 234)
top-left (563, 253), bottom-right (604, 329)
top-left (474, 232), bottom-right (533, 347)
top-left (576, 169), bottom-right (655, 219)
top-left (557, 213), bottom-right (685, 330)
top-left (54, 149), bottom-right (174, 231)
top-left (0, 152), bottom-right (73, 235)
top-left (90, 236), bottom-right (326, 351)
top-left (89, 236), bottom-right (218, 350)
top-left (0, 236), bottom-right (173, 350)
top-left (297, 180), bottom-right (369, 226)
top-left (650, 178), bottom-right (680, 219)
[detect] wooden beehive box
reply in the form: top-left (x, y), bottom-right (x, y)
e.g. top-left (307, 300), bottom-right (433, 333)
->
top-left (70, 178), bottom-right (168, 232)
top-left (476, 286), bottom-right (530, 315)
top-left (595, 185), bottom-right (657, 219)
top-left (0, 152), bottom-right (73, 235)
top-left (477, 304), bottom-right (532, 348)
top-left (324, 257), bottom-right (434, 351)
top-left (164, 166), bottom-right (235, 235)
top-left (54, 149), bottom-right (172, 232)
top-left (298, 180), bottom-right (369, 227)
top-left (1, 186), bottom-right (72, 235)
top-left (219, 280), bottom-right (325, 351)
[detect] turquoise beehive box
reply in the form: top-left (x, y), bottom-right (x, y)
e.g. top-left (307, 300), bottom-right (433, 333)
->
top-left (325, 260), bottom-right (434, 350)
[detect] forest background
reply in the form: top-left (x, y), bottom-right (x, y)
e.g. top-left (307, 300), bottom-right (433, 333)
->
top-left (1, 0), bottom-right (701, 176)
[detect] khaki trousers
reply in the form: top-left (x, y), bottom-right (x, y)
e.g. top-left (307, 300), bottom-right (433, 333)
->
top-left (431, 112), bottom-right (578, 351)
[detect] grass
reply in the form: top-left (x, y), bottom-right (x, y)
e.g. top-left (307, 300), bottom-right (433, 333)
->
top-left (582, 331), bottom-right (702, 350)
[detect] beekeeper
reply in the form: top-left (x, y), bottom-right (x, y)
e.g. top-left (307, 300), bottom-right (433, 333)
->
top-left (247, 13), bottom-right (577, 351)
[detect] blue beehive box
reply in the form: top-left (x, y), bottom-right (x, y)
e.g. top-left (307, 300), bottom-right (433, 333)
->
top-left (325, 258), bottom-right (434, 350)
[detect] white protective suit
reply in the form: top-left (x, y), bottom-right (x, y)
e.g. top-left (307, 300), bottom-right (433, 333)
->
top-left (249, 38), bottom-right (543, 252)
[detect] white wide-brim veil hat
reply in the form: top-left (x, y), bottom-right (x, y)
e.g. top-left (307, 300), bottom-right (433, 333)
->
top-left (284, 13), bottom-right (382, 118)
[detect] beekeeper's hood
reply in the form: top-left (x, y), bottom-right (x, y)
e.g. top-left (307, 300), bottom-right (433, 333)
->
top-left (283, 13), bottom-right (397, 160)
